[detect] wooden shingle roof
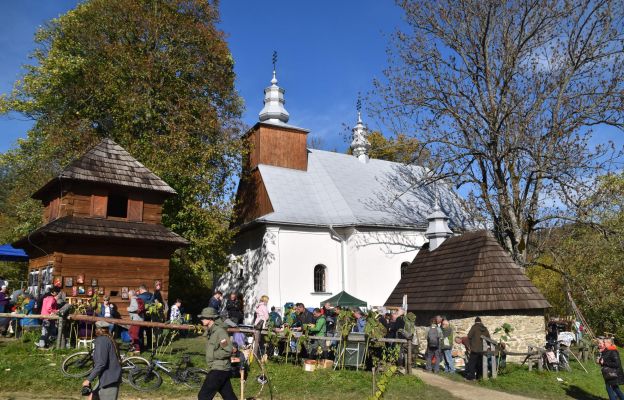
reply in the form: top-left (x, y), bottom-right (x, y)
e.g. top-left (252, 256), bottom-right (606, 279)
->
top-left (385, 230), bottom-right (550, 312)
top-left (32, 138), bottom-right (176, 199)
top-left (13, 216), bottom-right (189, 247)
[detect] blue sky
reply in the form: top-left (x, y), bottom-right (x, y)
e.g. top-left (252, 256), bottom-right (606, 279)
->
top-left (0, 1), bottom-right (404, 153)
top-left (0, 1), bottom-right (620, 156)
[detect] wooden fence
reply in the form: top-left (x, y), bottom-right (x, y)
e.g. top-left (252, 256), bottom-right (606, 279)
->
top-left (0, 313), bottom-right (414, 372)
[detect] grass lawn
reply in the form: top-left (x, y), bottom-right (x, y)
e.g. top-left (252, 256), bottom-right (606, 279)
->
top-left (436, 352), bottom-right (612, 400)
top-left (0, 335), bottom-right (458, 399)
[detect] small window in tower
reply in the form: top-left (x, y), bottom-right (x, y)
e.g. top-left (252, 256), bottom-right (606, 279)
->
top-left (107, 194), bottom-right (128, 218)
top-left (314, 264), bottom-right (326, 293)
top-left (401, 262), bottom-right (410, 278)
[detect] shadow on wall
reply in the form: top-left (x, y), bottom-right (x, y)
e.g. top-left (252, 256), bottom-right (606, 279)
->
top-left (350, 229), bottom-right (422, 256)
top-left (216, 229), bottom-right (276, 320)
top-left (364, 164), bottom-right (484, 231)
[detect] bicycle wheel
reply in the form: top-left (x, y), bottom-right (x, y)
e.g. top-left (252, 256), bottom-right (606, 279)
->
top-left (62, 351), bottom-right (94, 378)
top-left (182, 368), bottom-right (209, 389)
top-left (560, 354), bottom-right (571, 372)
top-left (128, 366), bottom-right (163, 391)
top-left (121, 356), bottom-right (150, 383)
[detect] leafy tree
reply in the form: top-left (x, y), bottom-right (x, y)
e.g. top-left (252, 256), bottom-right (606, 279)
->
top-left (347, 131), bottom-right (424, 164)
top-left (375, 0), bottom-right (624, 263)
top-left (529, 174), bottom-right (624, 338)
top-left (0, 0), bottom-right (244, 304)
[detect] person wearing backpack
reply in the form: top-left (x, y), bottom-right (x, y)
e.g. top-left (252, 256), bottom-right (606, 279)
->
top-left (426, 317), bottom-right (442, 373)
top-left (441, 319), bottom-right (456, 373)
top-left (137, 285), bottom-right (154, 350)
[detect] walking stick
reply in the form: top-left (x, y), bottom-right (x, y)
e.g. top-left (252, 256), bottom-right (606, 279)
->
top-left (240, 369), bottom-right (245, 399)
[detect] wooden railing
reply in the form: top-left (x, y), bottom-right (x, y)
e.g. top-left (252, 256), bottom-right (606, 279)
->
top-left (0, 313), bottom-right (414, 372)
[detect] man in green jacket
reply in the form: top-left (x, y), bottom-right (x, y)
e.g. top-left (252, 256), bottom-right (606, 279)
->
top-left (308, 308), bottom-right (327, 358)
top-left (197, 307), bottom-right (237, 400)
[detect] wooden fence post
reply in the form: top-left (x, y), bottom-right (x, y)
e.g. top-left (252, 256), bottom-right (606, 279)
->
top-left (491, 346), bottom-right (497, 379)
top-left (407, 341), bottom-right (412, 374)
top-left (482, 338), bottom-right (488, 380)
top-left (56, 316), bottom-right (64, 349)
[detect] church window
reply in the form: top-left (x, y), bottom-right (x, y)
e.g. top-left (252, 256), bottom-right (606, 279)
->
top-left (314, 264), bottom-right (326, 292)
top-left (401, 262), bottom-right (410, 277)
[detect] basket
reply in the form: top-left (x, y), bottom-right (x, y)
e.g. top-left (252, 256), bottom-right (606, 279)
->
top-left (303, 359), bottom-right (317, 372)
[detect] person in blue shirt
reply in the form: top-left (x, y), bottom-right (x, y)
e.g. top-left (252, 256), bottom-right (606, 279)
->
top-left (20, 293), bottom-right (40, 328)
top-left (352, 309), bottom-right (366, 333)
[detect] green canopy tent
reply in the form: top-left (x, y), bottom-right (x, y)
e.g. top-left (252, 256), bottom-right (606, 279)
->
top-left (320, 291), bottom-right (367, 308)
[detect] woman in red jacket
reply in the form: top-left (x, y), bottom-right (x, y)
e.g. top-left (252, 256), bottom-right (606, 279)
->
top-left (598, 337), bottom-right (624, 400)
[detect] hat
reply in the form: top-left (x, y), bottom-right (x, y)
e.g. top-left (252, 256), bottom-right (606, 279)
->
top-left (95, 321), bottom-right (111, 329)
top-left (197, 307), bottom-right (219, 320)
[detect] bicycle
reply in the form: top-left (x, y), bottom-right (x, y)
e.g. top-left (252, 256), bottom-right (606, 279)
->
top-left (128, 348), bottom-right (208, 391)
top-left (61, 347), bottom-right (149, 382)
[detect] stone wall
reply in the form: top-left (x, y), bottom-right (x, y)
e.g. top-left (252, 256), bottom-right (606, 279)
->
top-left (413, 310), bottom-right (546, 363)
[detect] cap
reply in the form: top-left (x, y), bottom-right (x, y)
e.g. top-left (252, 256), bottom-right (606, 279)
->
top-left (95, 320), bottom-right (111, 329)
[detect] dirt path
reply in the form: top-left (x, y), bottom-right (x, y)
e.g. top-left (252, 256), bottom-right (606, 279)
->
top-left (413, 369), bottom-right (538, 400)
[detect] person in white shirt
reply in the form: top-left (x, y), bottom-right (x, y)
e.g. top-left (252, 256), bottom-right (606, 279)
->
top-left (169, 299), bottom-right (183, 324)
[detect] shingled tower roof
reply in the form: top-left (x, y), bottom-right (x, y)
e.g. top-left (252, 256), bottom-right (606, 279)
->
top-left (385, 230), bottom-right (550, 312)
top-left (33, 138), bottom-right (176, 199)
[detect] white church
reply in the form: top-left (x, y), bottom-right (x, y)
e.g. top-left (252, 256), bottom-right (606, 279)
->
top-left (217, 69), bottom-right (474, 317)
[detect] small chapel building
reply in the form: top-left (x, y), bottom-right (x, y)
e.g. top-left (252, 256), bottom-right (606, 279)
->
top-left (385, 209), bottom-right (550, 359)
top-left (13, 139), bottom-right (188, 315)
top-left (217, 69), bottom-right (475, 316)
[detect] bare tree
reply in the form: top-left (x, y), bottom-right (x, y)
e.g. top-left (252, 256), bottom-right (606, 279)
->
top-left (374, 0), bottom-right (624, 264)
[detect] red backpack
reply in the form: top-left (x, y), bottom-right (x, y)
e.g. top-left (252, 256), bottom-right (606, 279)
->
top-left (136, 298), bottom-right (146, 316)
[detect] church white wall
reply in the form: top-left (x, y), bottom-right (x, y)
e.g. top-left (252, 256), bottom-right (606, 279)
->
top-left (218, 224), bottom-right (427, 322)
top-left (347, 228), bottom-right (425, 307)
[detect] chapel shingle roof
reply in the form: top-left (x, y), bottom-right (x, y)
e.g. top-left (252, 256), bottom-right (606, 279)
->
top-left (13, 216), bottom-right (189, 247)
top-left (385, 230), bottom-right (550, 311)
top-left (32, 138), bottom-right (176, 199)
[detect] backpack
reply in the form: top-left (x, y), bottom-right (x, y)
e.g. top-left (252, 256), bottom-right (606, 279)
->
top-left (427, 326), bottom-right (441, 349)
top-left (136, 298), bottom-right (146, 316)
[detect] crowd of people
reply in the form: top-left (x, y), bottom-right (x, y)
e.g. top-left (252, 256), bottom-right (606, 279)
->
top-left (3, 281), bottom-right (624, 400)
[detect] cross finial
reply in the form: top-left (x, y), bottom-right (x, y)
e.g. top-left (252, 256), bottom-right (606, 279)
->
top-left (356, 96), bottom-right (362, 114)
top-left (272, 50), bottom-right (278, 72)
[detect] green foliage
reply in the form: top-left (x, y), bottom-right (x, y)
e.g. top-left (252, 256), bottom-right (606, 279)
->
top-left (370, 346), bottom-right (400, 400)
top-left (347, 131), bottom-right (426, 164)
top-left (493, 323), bottom-right (514, 342)
top-left (0, 0), bottom-right (244, 301)
top-left (530, 174), bottom-right (624, 340)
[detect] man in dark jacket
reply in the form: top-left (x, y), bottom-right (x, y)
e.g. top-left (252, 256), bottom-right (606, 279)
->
top-left (82, 321), bottom-right (121, 400)
top-left (197, 307), bottom-right (237, 400)
top-left (465, 317), bottom-right (490, 380)
top-left (208, 290), bottom-right (223, 313)
top-left (599, 337), bottom-right (624, 399)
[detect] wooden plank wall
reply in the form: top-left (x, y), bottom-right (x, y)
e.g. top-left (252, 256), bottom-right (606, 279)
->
top-left (41, 184), bottom-right (164, 225)
top-left (247, 124), bottom-right (308, 171)
top-left (234, 169), bottom-right (273, 225)
top-left (52, 243), bottom-right (171, 318)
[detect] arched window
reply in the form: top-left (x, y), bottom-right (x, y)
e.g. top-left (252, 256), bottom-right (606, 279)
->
top-left (314, 264), bottom-right (326, 292)
top-left (401, 262), bottom-right (410, 278)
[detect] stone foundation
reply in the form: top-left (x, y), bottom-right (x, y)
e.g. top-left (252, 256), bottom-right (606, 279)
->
top-left (413, 311), bottom-right (546, 363)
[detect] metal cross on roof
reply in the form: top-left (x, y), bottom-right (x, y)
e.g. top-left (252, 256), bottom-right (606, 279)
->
top-left (272, 50), bottom-right (278, 71)
top-left (356, 97), bottom-right (362, 114)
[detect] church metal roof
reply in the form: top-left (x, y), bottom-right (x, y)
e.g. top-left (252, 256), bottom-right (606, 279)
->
top-left (254, 149), bottom-right (475, 229)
